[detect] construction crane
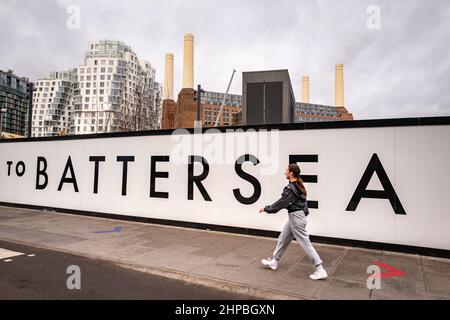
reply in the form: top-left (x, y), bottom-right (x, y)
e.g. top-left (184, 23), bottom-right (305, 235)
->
top-left (214, 69), bottom-right (236, 127)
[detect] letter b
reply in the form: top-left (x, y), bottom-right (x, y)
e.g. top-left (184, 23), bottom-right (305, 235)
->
top-left (36, 157), bottom-right (48, 190)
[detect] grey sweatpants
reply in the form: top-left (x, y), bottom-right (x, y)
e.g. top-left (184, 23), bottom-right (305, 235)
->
top-left (273, 210), bottom-right (323, 267)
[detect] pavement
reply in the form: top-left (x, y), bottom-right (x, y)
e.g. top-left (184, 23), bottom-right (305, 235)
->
top-left (0, 205), bottom-right (449, 300)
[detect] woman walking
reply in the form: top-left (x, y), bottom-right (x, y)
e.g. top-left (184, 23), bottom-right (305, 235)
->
top-left (259, 163), bottom-right (327, 280)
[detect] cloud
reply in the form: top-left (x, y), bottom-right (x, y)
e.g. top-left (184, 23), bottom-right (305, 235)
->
top-left (0, 0), bottom-right (449, 120)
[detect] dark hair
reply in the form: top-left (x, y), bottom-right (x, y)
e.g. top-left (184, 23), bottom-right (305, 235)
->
top-left (288, 163), bottom-right (307, 196)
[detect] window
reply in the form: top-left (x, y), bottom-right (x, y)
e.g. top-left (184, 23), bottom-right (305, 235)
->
top-left (101, 60), bottom-right (106, 65)
top-left (101, 68), bottom-right (105, 73)
top-left (109, 60), bottom-right (114, 65)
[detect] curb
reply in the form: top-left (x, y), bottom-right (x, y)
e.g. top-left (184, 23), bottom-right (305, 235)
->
top-left (0, 236), bottom-right (311, 300)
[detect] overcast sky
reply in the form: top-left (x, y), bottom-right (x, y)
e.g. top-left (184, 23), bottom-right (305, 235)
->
top-left (1, 0), bottom-right (449, 120)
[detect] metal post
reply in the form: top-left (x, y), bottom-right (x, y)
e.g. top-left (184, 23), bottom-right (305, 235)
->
top-left (195, 84), bottom-right (204, 129)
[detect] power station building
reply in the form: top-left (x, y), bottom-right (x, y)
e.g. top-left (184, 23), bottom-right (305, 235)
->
top-left (161, 33), bottom-right (352, 129)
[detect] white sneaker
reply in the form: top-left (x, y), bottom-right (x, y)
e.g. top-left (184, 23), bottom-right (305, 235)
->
top-left (309, 268), bottom-right (328, 280)
top-left (261, 258), bottom-right (278, 270)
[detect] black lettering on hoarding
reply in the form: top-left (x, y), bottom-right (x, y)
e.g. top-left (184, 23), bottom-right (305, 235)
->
top-left (233, 154), bottom-right (261, 205)
top-left (36, 157), bottom-right (48, 190)
top-left (57, 156), bottom-right (79, 192)
top-left (89, 156), bottom-right (105, 194)
top-left (188, 155), bottom-right (212, 201)
top-left (15, 161), bottom-right (25, 177)
top-left (289, 154), bottom-right (319, 209)
top-left (150, 156), bottom-right (169, 199)
top-left (346, 153), bottom-right (406, 215)
top-left (7, 161), bottom-right (13, 176)
top-left (117, 156), bottom-right (135, 196)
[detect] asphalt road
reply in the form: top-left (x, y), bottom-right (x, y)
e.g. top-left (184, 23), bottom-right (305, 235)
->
top-left (0, 240), bottom-right (253, 300)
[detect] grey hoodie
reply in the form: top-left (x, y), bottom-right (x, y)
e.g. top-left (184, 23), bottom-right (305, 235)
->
top-left (264, 182), bottom-right (309, 216)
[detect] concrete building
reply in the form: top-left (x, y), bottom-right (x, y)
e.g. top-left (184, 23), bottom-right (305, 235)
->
top-left (69, 40), bottom-right (162, 135)
top-left (31, 70), bottom-right (75, 137)
top-left (242, 69), bottom-right (296, 125)
top-left (0, 69), bottom-right (33, 137)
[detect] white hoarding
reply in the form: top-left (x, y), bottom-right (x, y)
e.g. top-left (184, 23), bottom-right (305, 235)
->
top-left (1, 123), bottom-right (449, 250)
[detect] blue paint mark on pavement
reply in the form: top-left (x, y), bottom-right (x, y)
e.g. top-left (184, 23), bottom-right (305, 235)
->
top-left (94, 226), bottom-right (123, 234)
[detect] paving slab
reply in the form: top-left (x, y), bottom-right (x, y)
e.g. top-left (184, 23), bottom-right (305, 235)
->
top-left (422, 257), bottom-right (450, 298)
top-left (332, 248), bottom-right (383, 282)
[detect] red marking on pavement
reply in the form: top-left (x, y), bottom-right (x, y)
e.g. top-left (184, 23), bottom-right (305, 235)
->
top-left (370, 261), bottom-right (406, 278)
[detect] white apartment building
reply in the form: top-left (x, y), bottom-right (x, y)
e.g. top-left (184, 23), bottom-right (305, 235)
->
top-left (31, 70), bottom-right (75, 137)
top-left (70, 40), bottom-right (162, 135)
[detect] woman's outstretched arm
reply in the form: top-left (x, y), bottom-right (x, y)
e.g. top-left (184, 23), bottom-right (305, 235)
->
top-left (263, 187), bottom-right (296, 214)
